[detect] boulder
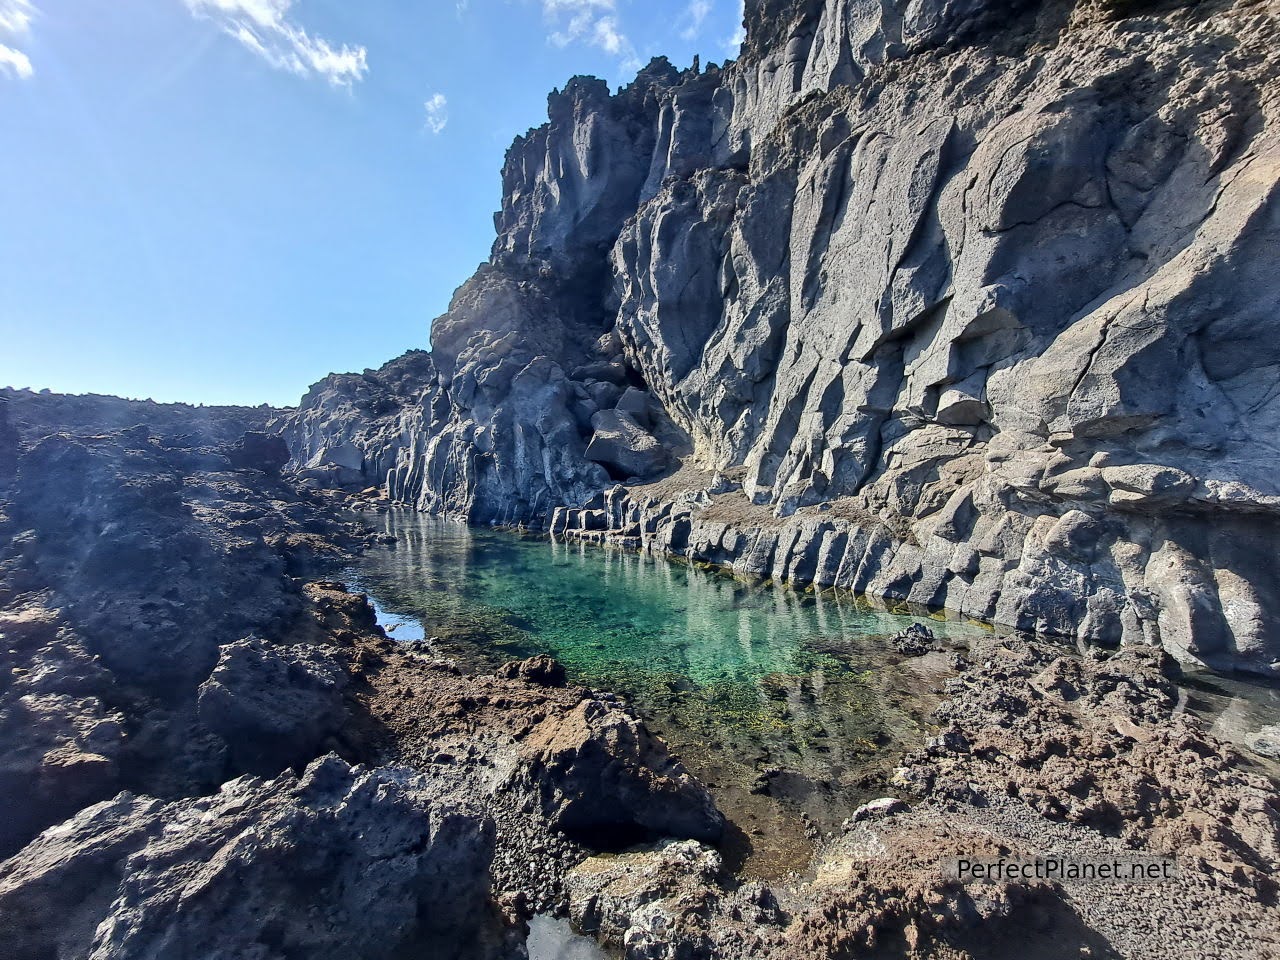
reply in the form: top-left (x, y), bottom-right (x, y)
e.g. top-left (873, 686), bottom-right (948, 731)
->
top-left (519, 699), bottom-right (724, 847)
top-left (497, 654), bottom-right (568, 688)
top-left (614, 386), bottom-right (654, 427)
top-left (891, 623), bottom-right (938, 656)
top-left (585, 410), bottom-right (669, 480)
top-left (197, 638), bottom-right (350, 776)
top-left (849, 797), bottom-right (910, 823)
top-left (0, 756), bottom-right (498, 960)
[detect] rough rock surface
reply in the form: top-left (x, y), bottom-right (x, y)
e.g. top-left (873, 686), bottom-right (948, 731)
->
top-left (896, 639), bottom-right (1280, 899)
top-left (0, 756), bottom-right (500, 960)
top-left (0, 404), bottom-right (374, 858)
top-left (282, 0), bottom-right (1280, 673)
top-left (556, 634), bottom-right (1280, 960)
top-left (197, 637), bottom-right (350, 776)
top-left (1249, 723), bottom-right (1280, 759)
top-left (0, 400), bottom-right (732, 958)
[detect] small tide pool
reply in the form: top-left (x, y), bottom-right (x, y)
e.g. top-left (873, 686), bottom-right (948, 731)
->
top-left (345, 511), bottom-right (995, 876)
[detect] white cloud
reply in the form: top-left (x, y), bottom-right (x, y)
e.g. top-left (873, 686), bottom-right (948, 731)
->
top-left (0, 43), bottom-right (30, 79)
top-left (542, 0), bottom-right (639, 70)
top-left (0, 0), bottom-right (34, 80)
top-left (679, 0), bottom-right (710, 42)
top-left (726, 0), bottom-right (745, 50)
top-left (424, 93), bottom-right (448, 134)
top-left (184, 0), bottom-right (368, 87)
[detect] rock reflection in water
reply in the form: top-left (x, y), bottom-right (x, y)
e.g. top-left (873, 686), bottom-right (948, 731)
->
top-left (347, 511), bottom-right (992, 876)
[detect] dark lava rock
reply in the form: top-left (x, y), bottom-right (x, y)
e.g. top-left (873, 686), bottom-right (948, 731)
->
top-left (498, 654), bottom-right (568, 688)
top-left (197, 637), bottom-right (350, 776)
top-left (892, 622), bottom-right (938, 657)
top-left (225, 430), bottom-right (291, 475)
top-left (519, 699), bottom-right (724, 847)
top-left (10, 431), bottom-right (294, 688)
top-left (585, 409), bottom-right (668, 479)
top-left (0, 756), bottom-right (499, 960)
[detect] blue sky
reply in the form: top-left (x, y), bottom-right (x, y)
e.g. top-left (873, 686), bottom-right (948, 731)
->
top-left (0, 0), bottom-right (746, 407)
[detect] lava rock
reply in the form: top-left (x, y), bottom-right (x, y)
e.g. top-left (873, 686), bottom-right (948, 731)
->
top-left (498, 654), bottom-right (568, 688)
top-left (225, 431), bottom-right (290, 475)
top-left (197, 637), bottom-right (350, 776)
top-left (585, 409), bottom-right (669, 480)
top-left (519, 699), bottom-right (724, 847)
top-left (892, 623), bottom-right (938, 656)
top-left (0, 756), bottom-right (498, 960)
top-left (849, 797), bottom-right (910, 823)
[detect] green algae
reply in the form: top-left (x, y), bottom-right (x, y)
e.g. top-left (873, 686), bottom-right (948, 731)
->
top-left (347, 512), bottom-right (990, 874)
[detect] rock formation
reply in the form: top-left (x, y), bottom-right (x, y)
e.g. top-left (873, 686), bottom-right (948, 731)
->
top-left (284, 0), bottom-right (1280, 674)
top-left (0, 756), bottom-right (501, 960)
top-left (0, 402), bottom-right (732, 956)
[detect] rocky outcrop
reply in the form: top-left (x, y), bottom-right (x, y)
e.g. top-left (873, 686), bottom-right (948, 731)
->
top-left (10, 429), bottom-right (301, 686)
top-left (197, 638), bottom-right (350, 776)
top-left (283, 0), bottom-right (1280, 673)
top-left (0, 413), bottom-right (375, 858)
top-left (0, 756), bottom-right (500, 960)
top-left (519, 698), bottom-right (725, 847)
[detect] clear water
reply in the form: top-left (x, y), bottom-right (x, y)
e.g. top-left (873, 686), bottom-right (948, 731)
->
top-left (346, 511), bottom-right (994, 875)
top-left (525, 914), bottom-right (610, 960)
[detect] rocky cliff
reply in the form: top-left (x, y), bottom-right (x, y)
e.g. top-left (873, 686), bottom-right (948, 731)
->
top-left (283, 0), bottom-right (1280, 673)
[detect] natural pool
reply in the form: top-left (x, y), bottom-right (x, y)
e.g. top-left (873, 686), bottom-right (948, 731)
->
top-left (346, 511), bottom-right (1280, 881)
top-left (345, 511), bottom-right (995, 876)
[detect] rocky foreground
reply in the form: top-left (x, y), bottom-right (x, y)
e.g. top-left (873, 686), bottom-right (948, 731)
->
top-left (1, 388), bottom-right (1278, 958)
top-left (0, 392), bottom-right (727, 958)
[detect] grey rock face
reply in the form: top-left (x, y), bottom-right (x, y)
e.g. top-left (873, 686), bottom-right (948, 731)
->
top-left (0, 604), bottom-right (126, 860)
top-left (9, 431), bottom-right (295, 687)
top-left (197, 638), bottom-right (350, 776)
top-left (0, 411), bottom-right (374, 858)
top-left (585, 409), bottom-right (669, 479)
top-left (0, 756), bottom-right (497, 960)
top-left (282, 1), bottom-right (1280, 671)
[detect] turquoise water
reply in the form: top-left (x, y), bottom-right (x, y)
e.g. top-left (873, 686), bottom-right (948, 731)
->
top-left (346, 511), bottom-right (993, 873)
top-left (349, 512), bottom-right (986, 681)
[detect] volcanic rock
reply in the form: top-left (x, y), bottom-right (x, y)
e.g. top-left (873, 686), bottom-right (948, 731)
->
top-left (0, 756), bottom-right (498, 960)
top-left (197, 637), bottom-right (350, 776)
top-left (279, 0), bottom-right (1280, 673)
